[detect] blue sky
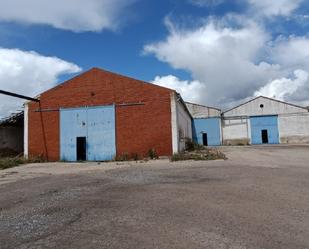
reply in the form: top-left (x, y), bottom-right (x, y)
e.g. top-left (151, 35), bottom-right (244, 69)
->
top-left (0, 0), bottom-right (309, 118)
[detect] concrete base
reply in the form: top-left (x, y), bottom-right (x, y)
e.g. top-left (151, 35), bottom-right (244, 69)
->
top-left (280, 136), bottom-right (309, 144)
top-left (223, 139), bottom-right (250, 146)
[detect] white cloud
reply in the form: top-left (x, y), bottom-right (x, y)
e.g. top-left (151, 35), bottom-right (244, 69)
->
top-left (144, 18), bottom-right (282, 105)
top-left (144, 17), bottom-right (309, 108)
top-left (0, 0), bottom-right (137, 32)
top-left (271, 36), bottom-right (309, 69)
top-left (152, 75), bottom-right (206, 104)
top-left (248, 0), bottom-right (302, 17)
top-left (0, 48), bottom-right (81, 119)
top-left (254, 70), bottom-right (309, 104)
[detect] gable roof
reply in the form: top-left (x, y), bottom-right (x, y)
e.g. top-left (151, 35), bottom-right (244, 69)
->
top-left (185, 101), bottom-right (221, 112)
top-left (223, 96), bottom-right (308, 114)
top-left (38, 67), bottom-right (175, 98)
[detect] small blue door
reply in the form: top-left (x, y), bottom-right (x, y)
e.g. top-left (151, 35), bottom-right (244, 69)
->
top-left (60, 105), bottom-right (116, 161)
top-left (192, 118), bottom-right (221, 146)
top-left (250, 116), bottom-right (279, 144)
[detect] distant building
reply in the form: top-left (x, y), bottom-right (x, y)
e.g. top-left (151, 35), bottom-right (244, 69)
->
top-left (4, 69), bottom-right (307, 162)
top-left (222, 96), bottom-right (309, 145)
top-left (186, 96), bottom-right (309, 146)
top-left (185, 102), bottom-right (222, 146)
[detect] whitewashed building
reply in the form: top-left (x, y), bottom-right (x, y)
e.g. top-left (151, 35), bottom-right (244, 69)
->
top-left (222, 96), bottom-right (309, 145)
top-left (186, 96), bottom-right (309, 146)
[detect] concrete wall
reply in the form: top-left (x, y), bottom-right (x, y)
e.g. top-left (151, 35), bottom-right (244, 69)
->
top-left (186, 102), bottom-right (221, 118)
top-left (0, 127), bottom-right (23, 153)
top-left (176, 99), bottom-right (192, 152)
top-left (279, 113), bottom-right (309, 143)
top-left (222, 117), bottom-right (250, 145)
top-left (224, 96), bottom-right (307, 117)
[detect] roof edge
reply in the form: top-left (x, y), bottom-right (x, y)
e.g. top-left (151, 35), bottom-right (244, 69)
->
top-left (27, 67), bottom-right (176, 104)
top-left (223, 96), bottom-right (308, 114)
top-left (185, 101), bottom-right (221, 111)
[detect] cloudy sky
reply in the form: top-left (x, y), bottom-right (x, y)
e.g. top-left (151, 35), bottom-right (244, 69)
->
top-left (0, 0), bottom-right (308, 118)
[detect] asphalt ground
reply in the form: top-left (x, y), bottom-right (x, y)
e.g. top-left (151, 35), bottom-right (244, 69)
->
top-left (0, 145), bottom-right (309, 249)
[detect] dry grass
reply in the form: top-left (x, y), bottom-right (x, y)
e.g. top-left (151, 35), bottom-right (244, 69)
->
top-left (171, 148), bottom-right (227, 162)
top-left (0, 156), bottom-right (45, 170)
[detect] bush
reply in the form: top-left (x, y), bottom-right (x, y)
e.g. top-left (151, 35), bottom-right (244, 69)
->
top-left (147, 148), bottom-right (158, 160)
top-left (185, 139), bottom-right (204, 151)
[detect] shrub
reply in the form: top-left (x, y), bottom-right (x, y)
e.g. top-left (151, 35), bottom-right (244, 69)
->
top-left (185, 138), bottom-right (204, 151)
top-left (147, 148), bottom-right (158, 159)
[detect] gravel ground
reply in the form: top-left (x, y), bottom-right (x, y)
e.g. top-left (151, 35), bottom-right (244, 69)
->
top-left (0, 145), bottom-right (309, 249)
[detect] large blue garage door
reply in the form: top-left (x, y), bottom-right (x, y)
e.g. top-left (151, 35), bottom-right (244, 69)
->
top-left (250, 116), bottom-right (279, 144)
top-left (192, 118), bottom-right (221, 146)
top-left (60, 105), bottom-right (116, 161)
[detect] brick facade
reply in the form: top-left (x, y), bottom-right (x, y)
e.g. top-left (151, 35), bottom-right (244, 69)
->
top-left (28, 68), bottom-right (174, 161)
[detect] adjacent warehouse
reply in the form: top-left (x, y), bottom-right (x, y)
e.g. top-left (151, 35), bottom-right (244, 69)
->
top-left (24, 68), bottom-right (192, 161)
top-left (222, 96), bottom-right (309, 145)
top-left (185, 96), bottom-right (309, 146)
top-left (185, 102), bottom-right (222, 146)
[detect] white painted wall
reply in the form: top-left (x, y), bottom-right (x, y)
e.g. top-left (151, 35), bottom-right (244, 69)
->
top-left (24, 103), bottom-right (29, 158)
top-left (224, 96), bottom-right (307, 117)
top-left (171, 93), bottom-right (192, 153)
top-left (222, 117), bottom-right (250, 144)
top-left (185, 102), bottom-right (221, 118)
top-left (177, 99), bottom-right (192, 152)
top-left (279, 113), bottom-right (309, 143)
top-left (170, 92), bottom-right (179, 154)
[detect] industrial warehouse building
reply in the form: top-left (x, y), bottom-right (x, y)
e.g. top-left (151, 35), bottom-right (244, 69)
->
top-left (185, 102), bottom-right (222, 146)
top-left (24, 68), bottom-right (192, 161)
top-left (1, 67), bottom-right (307, 162)
top-left (186, 96), bottom-right (309, 146)
top-left (222, 96), bottom-right (309, 145)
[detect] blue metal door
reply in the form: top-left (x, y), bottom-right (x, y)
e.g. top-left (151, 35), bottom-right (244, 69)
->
top-left (192, 118), bottom-right (221, 146)
top-left (87, 106), bottom-right (116, 161)
top-left (60, 105), bottom-right (116, 161)
top-left (250, 116), bottom-right (279, 144)
top-left (60, 108), bottom-right (87, 161)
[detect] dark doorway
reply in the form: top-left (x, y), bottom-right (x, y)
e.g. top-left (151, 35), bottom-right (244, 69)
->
top-left (76, 137), bottom-right (87, 161)
top-left (261, 130), bottom-right (268, 144)
top-left (202, 133), bottom-right (208, 146)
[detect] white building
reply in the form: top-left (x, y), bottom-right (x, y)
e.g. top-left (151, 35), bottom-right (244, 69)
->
top-left (222, 96), bottom-right (309, 145)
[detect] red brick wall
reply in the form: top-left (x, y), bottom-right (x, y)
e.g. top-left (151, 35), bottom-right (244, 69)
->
top-left (28, 68), bottom-right (174, 161)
